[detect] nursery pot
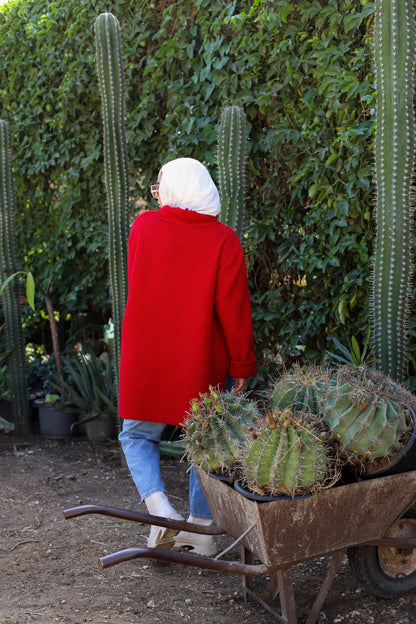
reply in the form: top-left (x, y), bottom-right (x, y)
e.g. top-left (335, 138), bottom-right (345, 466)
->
top-left (208, 471), bottom-right (234, 485)
top-left (0, 399), bottom-right (14, 432)
top-left (85, 413), bottom-right (115, 443)
top-left (0, 398), bottom-right (13, 423)
top-left (36, 400), bottom-right (77, 440)
top-left (233, 480), bottom-right (311, 503)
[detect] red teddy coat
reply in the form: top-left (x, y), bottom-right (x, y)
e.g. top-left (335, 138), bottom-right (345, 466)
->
top-left (118, 205), bottom-right (257, 426)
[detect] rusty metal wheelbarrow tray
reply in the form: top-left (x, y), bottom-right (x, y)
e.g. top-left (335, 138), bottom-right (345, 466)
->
top-left (64, 468), bottom-right (416, 624)
top-left (197, 467), bottom-right (416, 568)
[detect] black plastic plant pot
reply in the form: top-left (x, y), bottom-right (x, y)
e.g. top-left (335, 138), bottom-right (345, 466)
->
top-left (208, 471), bottom-right (234, 485)
top-left (358, 407), bottom-right (416, 481)
top-left (233, 480), bottom-right (312, 503)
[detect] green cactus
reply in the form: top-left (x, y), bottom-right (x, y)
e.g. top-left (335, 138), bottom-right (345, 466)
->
top-left (94, 13), bottom-right (130, 387)
top-left (270, 363), bottom-right (334, 415)
top-left (240, 408), bottom-right (331, 497)
top-left (321, 366), bottom-right (413, 463)
top-left (182, 386), bottom-right (260, 475)
top-left (217, 105), bottom-right (248, 242)
top-left (0, 120), bottom-right (30, 433)
top-left (370, 0), bottom-right (416, 382)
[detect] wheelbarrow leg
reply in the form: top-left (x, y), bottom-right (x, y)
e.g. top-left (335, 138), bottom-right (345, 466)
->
top-left (241, 545), bottom-right (254, 601)
top-left (276, 566), bottom-right (298, 624)
top-left (241, 546), bottom-right (293, 622)
top-left (304, 549), bottom-right (346, 624)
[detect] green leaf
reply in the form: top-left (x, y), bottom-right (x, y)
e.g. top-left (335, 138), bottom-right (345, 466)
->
top-left (351, 335), bottom-right (361, 365)
top-left (0, 271), bottom-right (23, 295)
top-left (26, 271), bottom-right (35, 311)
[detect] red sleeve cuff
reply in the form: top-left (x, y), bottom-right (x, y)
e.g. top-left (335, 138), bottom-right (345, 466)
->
top-left (228, 357), bottom-right (257, 379)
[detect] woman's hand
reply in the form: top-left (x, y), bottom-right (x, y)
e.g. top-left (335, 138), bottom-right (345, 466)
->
top-left (232, 377), bottom-right (250, 395)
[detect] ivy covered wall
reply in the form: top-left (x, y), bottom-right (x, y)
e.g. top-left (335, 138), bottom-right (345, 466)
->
top-left (0, 0), bottom-right (380, 379)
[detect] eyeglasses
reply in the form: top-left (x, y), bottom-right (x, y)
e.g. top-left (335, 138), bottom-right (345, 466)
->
top-left (150, 183), bottom-right (160, 199)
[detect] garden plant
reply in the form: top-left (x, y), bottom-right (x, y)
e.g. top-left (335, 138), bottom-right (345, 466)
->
top-left (0, 120), bottom-right (30, 432)
top-left (94, 12), bottom-right (129, 386)
top-left (0, 0), bottom-right (378, 382)
top-left (370, 0), bottom-right (416, 383)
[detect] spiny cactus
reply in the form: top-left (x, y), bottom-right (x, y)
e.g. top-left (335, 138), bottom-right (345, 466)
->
top-left (240, 408), bottom-right (333, 497)
top-left (95, 13), bottom-right (130, 387)
top-left (321, 366), bottom-right (413, 463)
top-left (270, 363), bottom-right (334, 415)
top-left (182, 385), bottom-right (260, 475)
top-left (371, 0), bottom-right (416, 382)
top-left (217, 105), bottom-right (248, 242)
top-left (0, 120), bottom-right (30, 433)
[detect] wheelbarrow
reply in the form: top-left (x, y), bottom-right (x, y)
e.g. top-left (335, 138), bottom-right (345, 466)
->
top-left (64, 467), bottom-right (416, 624)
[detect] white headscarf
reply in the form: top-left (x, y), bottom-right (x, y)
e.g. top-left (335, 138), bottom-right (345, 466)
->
top-left (158, 157), bottom-right (221, 217)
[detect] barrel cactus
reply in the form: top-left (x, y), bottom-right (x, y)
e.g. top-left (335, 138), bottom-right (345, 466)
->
top-left (321, 366), bottom-right (415, 464)
top-left (270, 363), bottom-right (335, 415)
top-left (240, 408), bottom-right (334, 497)
top-left (182, 386), bottom-right (260, 475)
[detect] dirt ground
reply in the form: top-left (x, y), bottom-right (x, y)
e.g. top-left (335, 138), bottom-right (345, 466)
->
top-left (1, 433), bottom-right (416, 624)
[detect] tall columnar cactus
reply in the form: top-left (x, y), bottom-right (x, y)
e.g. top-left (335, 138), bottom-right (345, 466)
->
top-left (217, 105), bottom-right (248, 242)
top-left (371, 0), bottom-right (416, 382)
top-left (0, 120), bottom-right (30, 433)
top-left (240, 408), bottom-right (331, 497)
top-left (95, 13), bottom-right (130, 387)
top-left (182, 386), bottom-right (260, 475)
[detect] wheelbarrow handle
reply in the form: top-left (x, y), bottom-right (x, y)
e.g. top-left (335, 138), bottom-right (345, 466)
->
top-left (100, 545), bottom-right (269, 576)
top-left (63, 503), bottom-right (224, 535)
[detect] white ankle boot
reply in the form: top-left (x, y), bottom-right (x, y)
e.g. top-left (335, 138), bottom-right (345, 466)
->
top-left (145, 491), bottom-right (184, 550)
top-left (174, 516), bottom-right (218, 556)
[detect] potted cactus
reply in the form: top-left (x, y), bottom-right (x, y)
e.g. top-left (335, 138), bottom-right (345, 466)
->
top-left (182, 385), bottom-right (260, 481)
top-left (183, 386), bottom-right (339, 499)
top-left (184, 365), bottom-right (415, 502)
top-left (270, 363), bottom-right (334, 414)
top-left (321, 365), bottom-right (416, 477)
top-left (269, 361), bottom-right (416, 479)
top-left (236, 407), bottom-right (338, 500)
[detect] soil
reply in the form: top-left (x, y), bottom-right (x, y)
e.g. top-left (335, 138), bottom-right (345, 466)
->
top-left (1, 433), bottom-right (415, 624)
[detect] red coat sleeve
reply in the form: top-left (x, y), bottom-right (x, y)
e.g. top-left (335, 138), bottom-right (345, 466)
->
top-left (214, 230), bottom-right (257, 379)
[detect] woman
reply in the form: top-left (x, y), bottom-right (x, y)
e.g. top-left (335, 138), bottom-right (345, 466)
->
top-left (118, 157), bottom-right (256, 555)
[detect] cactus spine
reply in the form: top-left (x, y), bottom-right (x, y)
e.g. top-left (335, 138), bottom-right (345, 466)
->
top-left (371, 0), bottom-right (416, 382)
top-left (94, 13), bottom-right (130, 387)
top-left (0, 120), bottom-right (30, 433)
top-left (240, 409), bottom-right (330, 497)
top-left (182, 386), bottom-right (259, 475)
top-left (217, 105), bottom-right (248, 242)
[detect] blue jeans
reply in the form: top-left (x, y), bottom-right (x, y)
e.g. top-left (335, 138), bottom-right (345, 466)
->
top-left (119, 419), bottom-right (212, 519)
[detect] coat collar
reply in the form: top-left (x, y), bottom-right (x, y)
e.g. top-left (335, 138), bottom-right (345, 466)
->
top-left (159, 205), bottom-right (219, 225)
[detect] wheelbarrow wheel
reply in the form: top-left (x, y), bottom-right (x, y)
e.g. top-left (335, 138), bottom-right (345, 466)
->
top-left (347, 506), bottom-right (416, 598)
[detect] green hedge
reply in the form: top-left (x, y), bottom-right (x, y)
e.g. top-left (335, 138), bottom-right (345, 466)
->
top-left (0, 0), bottom-right (380, 378)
